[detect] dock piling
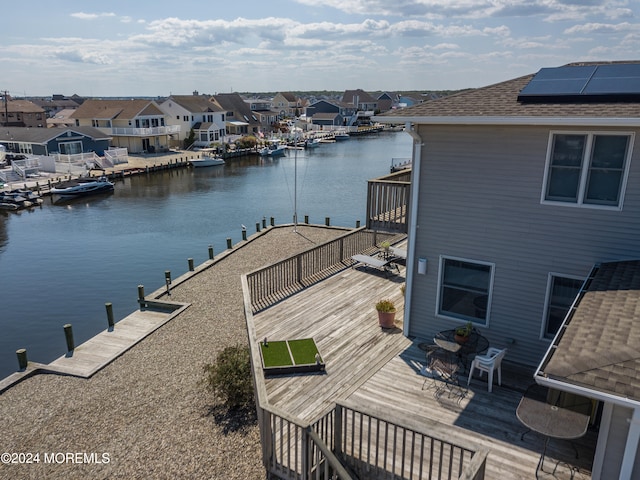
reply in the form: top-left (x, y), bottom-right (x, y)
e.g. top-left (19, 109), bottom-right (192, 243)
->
top-left (226, 237), bottom-right (232, 249)
top-left (356, 220), bottom-right (361, 228)
top-left (256, 222), bottom-right (260, 232)
top-left (208, 245), bottom-right (214, 260)
top-left (105, 302), bottom-right (114, 329)
top-left (188, 258), bottom-right (194, 271)
top-left (270, 217), bottom-right (274, 226)
top-left (242, 229), bottom-right (247, 241)
top-left (63, 324), bottom-right (75, 352)
top-left (304, 215), bottom-right (309, 224)
top-left (165, 271), bottom-right (171, 295)
top-left (262, 217), bottom-right (266, 228)
top-left (137, 285), bottom-right (145, 306)
top-left (325, 217), bottom-right (330, 226)
top-left (16, 349), bottom-right (27, 370)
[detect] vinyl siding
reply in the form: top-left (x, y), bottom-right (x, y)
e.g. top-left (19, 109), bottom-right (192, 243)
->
top-left (409, 123), bottom-right (640, 366)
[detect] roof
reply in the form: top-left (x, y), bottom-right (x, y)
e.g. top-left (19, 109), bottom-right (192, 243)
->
top-left (0, 126), bottom-right (111, 144)
top-left (378, 61), bottom-right (640, 125)
top-left (71, 99), bottom-right (164, 120)
top-left (211, 93), bottom-right (260, 125)
top-left (4, 100), bottom-right (45, 114)
top-left (342, 89), bottom-right (376, 104)
top-left (538, 260), bottom-right (640, 405)
top-left (278, 92), bottom-right (298, 102)
top-left (166, 95), bottom-right (222, 113)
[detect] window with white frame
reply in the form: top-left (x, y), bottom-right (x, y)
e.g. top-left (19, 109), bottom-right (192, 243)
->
top-left (542, 132), bottom-right (633, 209)
top-left (438, 257), bottom-right (494, 325)
top-left (543, 274), bottom-right (583, 339)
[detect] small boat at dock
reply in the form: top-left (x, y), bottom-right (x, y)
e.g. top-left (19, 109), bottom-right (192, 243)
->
top-left (51, 176), bottom-right (114, 199)
top-left (0, 191), bottom-right (36, 210)
top-left (259, 141), bottom-right (287, 157)
top-left (190, 149), bottom-right (225, 167)
top-left (333, 131), bottom-right (350, 141)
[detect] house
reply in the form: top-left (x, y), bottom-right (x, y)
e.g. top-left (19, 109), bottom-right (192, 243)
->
top-left (376, 92), bottom-right (397, 113)
top-left (0, 98), bottom-right (46, 128)
top-left (272, 92), bottom-right (302, 118)
top-left (305, 99), bottom-right (355, 127)
top-left (71, 99), bottom-right (179, 153)
top-left (31, 94), bottom-right (82, 119)
top-left (0, 126), bottom-right (111, 156)
top-left (376, 60), bottom-right (640, 480)
top-left (46, 108), bottom-right (77, 128)
top-left (210, 93), bottom-right (261, 137)
top-left (160, 95), bottom-right (226, 147)
top-left (245, 97), bottom-right (280, 134)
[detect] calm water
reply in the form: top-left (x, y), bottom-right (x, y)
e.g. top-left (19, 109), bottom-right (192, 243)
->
top-left (0, 131), bottom-right (411, 379)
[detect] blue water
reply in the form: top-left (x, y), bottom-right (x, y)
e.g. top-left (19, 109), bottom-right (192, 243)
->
top-left (0, 131), bottom-right (411, 378)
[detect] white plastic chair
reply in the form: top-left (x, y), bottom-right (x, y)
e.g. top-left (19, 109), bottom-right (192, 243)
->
top-left (467, 347), bottom-right (507, 392)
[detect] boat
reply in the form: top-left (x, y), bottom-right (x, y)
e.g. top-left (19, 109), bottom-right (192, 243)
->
top-left (333, 131), bottom-right (350, 141)
top-left (304, 138), bottom-right (321, 149)
top-left (0, 192), bottom-right (33, 210)
top-left (190, 149), bottom-right (225, 167)
top-left (259, 141), bottom-right (287, 157)
top-left (50, 176), bottom-right (114, 198)
top-left (9, 189), bottom-right (43, 206)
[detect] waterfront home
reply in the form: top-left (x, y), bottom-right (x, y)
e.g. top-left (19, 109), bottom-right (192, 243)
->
top-left (245, 97), bottom-right (280, 134)
top-left (305, 99), bottom-right (356, 127)
top-left (272, 92), bottom-right (304, 118)
top-left (342, 89), bottom-right (378, 125)
top-left (376, 60), bottom-right (640, 479)
top-left (0, 126), bottom-right (111, 157)
top-left (71, 99), bottom-right (179, 153)
top-left (0, 97), bottom-right (46, 128)
top-left (210, 93), bottom-right (261, 137)
top-left (160, 95), bottom-right (226, 148)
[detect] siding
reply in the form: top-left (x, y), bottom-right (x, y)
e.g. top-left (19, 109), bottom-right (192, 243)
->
top-left (409, 124), bottom-right (640, 366)
top-left (598, 404), bottom-right (638, 480)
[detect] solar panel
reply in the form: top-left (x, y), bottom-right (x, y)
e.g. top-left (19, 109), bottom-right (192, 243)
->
top-left (518, 63), bottom-right (640, 102)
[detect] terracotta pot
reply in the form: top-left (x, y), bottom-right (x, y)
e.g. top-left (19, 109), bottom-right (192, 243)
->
top-left (455, 334), bottom-right (469, 344)
top-left (377, 310), bottom-right (396, 328)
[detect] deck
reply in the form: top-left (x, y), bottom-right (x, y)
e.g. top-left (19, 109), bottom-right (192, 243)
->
top-left (252, 261), bottom-right (597, 479)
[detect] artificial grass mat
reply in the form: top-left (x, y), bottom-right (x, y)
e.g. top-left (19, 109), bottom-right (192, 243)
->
top-left (260, 338), bottom-right (322, 371)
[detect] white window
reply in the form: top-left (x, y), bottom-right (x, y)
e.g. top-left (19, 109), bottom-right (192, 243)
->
top-left (437, 256), bottom-right (494, 325)
top-left (542, 132), bottom-right (633, 210)
top-left (542, 274), bottom-right (583, 339)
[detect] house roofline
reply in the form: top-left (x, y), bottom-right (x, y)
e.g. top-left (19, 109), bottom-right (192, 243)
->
top-left (374, 115), bottom-right (640, 127)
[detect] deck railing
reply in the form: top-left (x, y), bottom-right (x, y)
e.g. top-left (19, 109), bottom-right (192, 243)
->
top-left (246, 227), bottom-right (404, 313)
top-left (241, 229), bottom-right (488, 480)
top-left (366, 171), bottom-right (411, 233)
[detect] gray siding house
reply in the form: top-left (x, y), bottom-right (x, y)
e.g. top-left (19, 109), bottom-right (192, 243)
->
top-left (377, 61), bottom-right (640, 480)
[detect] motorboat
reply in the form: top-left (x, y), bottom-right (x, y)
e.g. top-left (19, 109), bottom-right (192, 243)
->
top-left (0, 192), bottom-right (33, 210)
top-left (333, 131), bottom-right (350, 140)
top-left (51, 175), bottom-right (114, 198)
top-left (190, 149), bottom-right (225, 167)
top-left (259, 141), bottom-right (287, 157)
top-left (9, 189), bottom-right (43, 205)
top-left (304, 138), bottom-right (321, 149)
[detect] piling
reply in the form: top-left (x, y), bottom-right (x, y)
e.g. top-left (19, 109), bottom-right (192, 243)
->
top-left (356, 220), bottom-right (361, 228)
top-left (188, 258), bottom-right (194, 271)
top-left (63, 324), bottom-right (75, 352)
top-left (242, 229), bottom-right (247, 241)
top-left (138, 285), bottom-right (145, 304)
top-left (256, 222), bottom-right (260, 232)
top-left (270, 217), bottom-right (274, 226)
top-left (105, 302), bottom-right (114, 329)
top-left (226, 238), bottom-right (232, 249)
top-left (304, 215), bottom-right (309, 224)
top-left (262, 217), bottom-right (267, 228)
top-left (16, 349), bottom-right (27, 370)
top-left (208, 245), bottom-right (214, 259)
top-left (325, 217), bottom-right (330, 226)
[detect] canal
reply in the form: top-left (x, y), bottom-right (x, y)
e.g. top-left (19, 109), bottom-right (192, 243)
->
top-left (0, 131), bottom-right (412, 379)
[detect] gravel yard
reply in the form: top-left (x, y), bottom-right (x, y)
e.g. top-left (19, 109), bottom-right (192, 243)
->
top-left (0, 225), bottom-right (348, 480)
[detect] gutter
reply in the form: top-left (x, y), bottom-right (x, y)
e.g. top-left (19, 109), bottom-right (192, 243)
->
top-left (402, 122), bottom-right (423, 336)
top-left (374, 115), bottom-right (640, 128)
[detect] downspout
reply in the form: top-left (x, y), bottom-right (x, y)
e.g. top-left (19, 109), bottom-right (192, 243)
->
top-left (402, 122), bottom-right (423, 337)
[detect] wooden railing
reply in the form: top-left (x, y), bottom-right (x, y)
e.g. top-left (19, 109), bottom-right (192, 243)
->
top-left (246, 228), bottom-right (404, 313)
top-left (241, 237), bottom-right (488, 480)
top-left (366, 171), bottom-right (411, 233)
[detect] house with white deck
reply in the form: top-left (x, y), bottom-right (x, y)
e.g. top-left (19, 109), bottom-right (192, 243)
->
top-left (376, 60), bottom-right (640, 480)
top-left (71, 99), bottom-right (179, 153)
top-left (160, 95), bottom-right (225, 148)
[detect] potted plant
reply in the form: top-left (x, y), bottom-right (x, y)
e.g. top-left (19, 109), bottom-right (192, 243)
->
top-left (454, 321), bottom-right (473, 344)
top-left (380, 241), bottom-right (391, 258)
top-left (375, 299), bottom-right (396, 328)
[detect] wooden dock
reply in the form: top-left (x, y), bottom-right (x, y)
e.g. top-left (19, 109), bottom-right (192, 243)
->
top-left (251, 259), bottom-right (596, 479)
top-left (0, 301), bottom-right (189, 392)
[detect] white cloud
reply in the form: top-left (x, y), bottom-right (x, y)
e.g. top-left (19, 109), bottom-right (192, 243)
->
top-left (71, 12), bottom-right (116, 20)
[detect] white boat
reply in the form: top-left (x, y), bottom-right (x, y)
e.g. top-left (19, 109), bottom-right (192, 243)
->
top-left (334, 131), bottom-right (350, 140)
top-left (259, 142), bottom-right (287, 157)
top-left (190, 149), bottom-right (225, 167)
top-left (305, 138), bottom-right (321, 149)
top-left (51, 176), bottom-right (114, 198)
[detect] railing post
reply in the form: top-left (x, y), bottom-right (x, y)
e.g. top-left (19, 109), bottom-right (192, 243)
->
top-left (301, 427), bottom-right (310, 480)
top-left (334, 404), bottom-right (343, 461)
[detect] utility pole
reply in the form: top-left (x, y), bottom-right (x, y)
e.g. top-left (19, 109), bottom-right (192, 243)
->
top-left (2, 90), bottom-right (7, 126)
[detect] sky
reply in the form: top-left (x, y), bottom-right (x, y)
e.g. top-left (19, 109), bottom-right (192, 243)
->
top-left (2, 0), bottom-right (639, 97)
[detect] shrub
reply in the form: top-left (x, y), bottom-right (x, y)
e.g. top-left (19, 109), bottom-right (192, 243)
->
top-left (375, 299), bottom-right (396, 313)
top-left (203, 345), bottom-right (254, 410)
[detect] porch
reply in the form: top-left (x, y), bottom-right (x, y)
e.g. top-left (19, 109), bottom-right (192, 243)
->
top-left (244, 238), bottom-right (597, 479)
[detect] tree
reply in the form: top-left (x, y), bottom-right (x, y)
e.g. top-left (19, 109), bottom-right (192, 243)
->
top-left (183, 128), bottom-right (196, 149)
top-left (203, 345), bottom-right (254, 410)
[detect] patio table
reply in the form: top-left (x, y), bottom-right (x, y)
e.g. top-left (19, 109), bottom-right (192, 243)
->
top-left (434, 328), bottom-right (489, 372)
top-left (516, 383), bottom-right (590, 478)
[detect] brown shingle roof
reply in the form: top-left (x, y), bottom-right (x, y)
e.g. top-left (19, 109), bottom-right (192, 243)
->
top-left (168, 95), bottom-right (222, 113)
top-left (381, 61), bottom-right (640, 121)
top-left (541, 260), bottom-right (640, 402)
top-left (71, 99), bottom-right (163, 120)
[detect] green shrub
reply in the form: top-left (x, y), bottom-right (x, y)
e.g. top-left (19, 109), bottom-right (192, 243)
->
top-left (203, 345), bottom-right (254, 410)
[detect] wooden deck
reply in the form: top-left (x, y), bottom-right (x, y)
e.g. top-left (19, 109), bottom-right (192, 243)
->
top-left (252, 261), bottom-right (597, 480)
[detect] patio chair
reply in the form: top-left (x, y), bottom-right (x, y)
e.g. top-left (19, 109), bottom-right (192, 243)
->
top-left (421, 346), bottom-right (466, 403)
top-left (467, 347), bottom-right (507, 392)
